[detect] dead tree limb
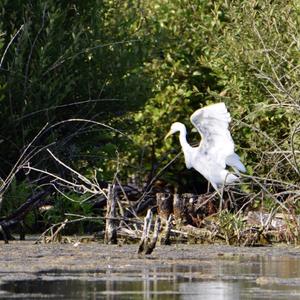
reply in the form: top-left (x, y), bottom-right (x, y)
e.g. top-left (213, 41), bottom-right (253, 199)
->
top-left (104, 184), bottom-right (117, 244)
top-left (144, 216), bottom-right (161, 255)
top-left (0, 187), bottom-right (53, 241)
top-left (138, 209), bottom-right (153, 254)
top-left (138, 209), bottom-right (161, 255)
top-left (161, 214), bottom-right (173, 245)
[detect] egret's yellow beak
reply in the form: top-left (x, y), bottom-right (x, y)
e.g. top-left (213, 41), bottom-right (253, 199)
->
top-left (164, 130), bottom-right (173, 140)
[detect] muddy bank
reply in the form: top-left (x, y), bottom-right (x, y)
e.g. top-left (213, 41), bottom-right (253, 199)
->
top-left (1, 240), bottom-right (300, 281)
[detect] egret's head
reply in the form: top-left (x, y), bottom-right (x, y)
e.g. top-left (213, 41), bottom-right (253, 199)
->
top-left (165, 122), bottom-right (185, 140)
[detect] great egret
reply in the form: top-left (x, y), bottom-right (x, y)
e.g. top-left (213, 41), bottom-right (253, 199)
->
top-left (165, 102), bottom-right (245, 191)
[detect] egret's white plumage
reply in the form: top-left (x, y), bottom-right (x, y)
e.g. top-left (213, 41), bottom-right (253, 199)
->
top-left (165, 102), bottom-right (245, 191)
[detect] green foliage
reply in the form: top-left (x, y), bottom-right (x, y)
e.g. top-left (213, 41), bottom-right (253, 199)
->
top-left (205, 1), bottom-right (300, 182)
top-left (124, 0), bottom-right (300, 189)
top-left (1, 0), bottom-right (299, 231)
top-left (0, 0), bottom-right (151, 229)
top-left (0, 0), bottom-right (151, 180)
top-left (1, 179), bottom-right (32, 216)
top-left (218, 210), bottom-right (245, 245)
top-left (0, 179), bottom-right (37, 232)
top-left (42, 192), bottom-right (100, 234)
top-left (118, 0), bottom-right (226, 191)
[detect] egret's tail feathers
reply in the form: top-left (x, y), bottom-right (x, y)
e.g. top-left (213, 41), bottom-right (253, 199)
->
top-left (213, 172), bottom-right (239, 192)
top-left (226, 153), bottom-right (246, 173)
top-left (225, 173), bottom-right (239, 184)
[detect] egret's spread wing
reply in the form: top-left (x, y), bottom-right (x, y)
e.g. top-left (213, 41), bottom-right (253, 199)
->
top-left (190, 103), bottom-right (243, 171)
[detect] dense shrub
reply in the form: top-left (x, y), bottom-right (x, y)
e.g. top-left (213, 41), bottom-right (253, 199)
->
top-left (0, 0), bottom-right (299, 227)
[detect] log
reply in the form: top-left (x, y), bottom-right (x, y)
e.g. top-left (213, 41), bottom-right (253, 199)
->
top-left (104, 184), bottom-right (117, 244)
top-left (0, 225), bottom-right (8, 244)
top-left (0, 187), bottom-right (53, 241)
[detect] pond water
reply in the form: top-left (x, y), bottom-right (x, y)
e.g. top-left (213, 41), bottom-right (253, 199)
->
top-left (2, 250), bottom-right (300, 300)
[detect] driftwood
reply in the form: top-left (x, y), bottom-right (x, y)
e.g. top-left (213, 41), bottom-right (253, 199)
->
top-left (39, 218), bottom-right (69, 243)
top-left (138, 209), bottom-right (153, 254)
top-left (0, 225), bottom-right (9, 244)
top-left (0, 187), bottom-right (53, 242)
top-left (138, 209), bottom-right (161, 255)
top-left (144, 216), bottom-right (161, 254)
top-left (104, 184), bottom-right (118, 244)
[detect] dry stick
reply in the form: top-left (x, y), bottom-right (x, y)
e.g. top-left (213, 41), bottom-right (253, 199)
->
top-left (162, 214), bottom-right (173, 245)
top-left (196, 193), bottom-right (217, 210)
top-left (136, 152), bottom-right (182, 211)
top-left (50, 218), bottom-right (68, 242)
top-left (138, 209), bottom-right (153, 254)
top-left (47, 149), bottom-right (105, 195)
top-left (105, 184), bottom-right (117, 244)
top-left (43, 39), bottom-right (140, 76)
top-left (145, 216), bottom-right (161, 255)
top-left (51, 184), bottom-right (96, 204)
top-left (254, 25), bottom-right (288, 96)
top-left (0, 24), bottom-right (24, 68)
top-left (24, 165), bottom-right (95, 195)
top-left (37, 219), bottom-right (68, 243)
top-left (236, 192), bottom-right (261, 215)
top-left (36, 213), bottom-right (143, 243)
top-left (25, 146), bottom-right (108, 197)
top-left (17, 98), bottom-right (122, 121)
top-left (241, 173), bottom-right (298, 190)
top-left (274, 190), bottom-right (300, 202)
top-left (18, 118), bottom-right (126, 206)
top-left (115, 176), bottom-right (131, 205)
top-left (173, 194), bottom-right (183, 223)
top-left (291, 122), bottom-right (300, 176)
top-left (237, 120), bottom-right (299, 176)
top-left (115, 176), bottom-right (141, 224)
top-left (0, 123), bottom-right (50, 207)
top-left (112, 153), bottom-right (126, 219)
top-left (23, 4), bottom-right (47, 97)
top-left (247, 174), bottom-right (290, 213)
top-left (45, 118), bottom-right (130, 142)
top-left (64, 213), bottom-right (143, 225)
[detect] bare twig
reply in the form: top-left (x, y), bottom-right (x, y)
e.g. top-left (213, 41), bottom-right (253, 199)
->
top-left (0, 24), bottom-right (24, 68)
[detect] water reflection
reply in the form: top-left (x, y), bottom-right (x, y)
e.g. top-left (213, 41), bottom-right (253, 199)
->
top-left (2, 254), bottom-right (300, 299)
top-left (180, 281), bottom-right (240, 300)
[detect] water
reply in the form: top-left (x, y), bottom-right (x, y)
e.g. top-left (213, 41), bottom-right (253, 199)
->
top-left (2, 254), bottom-right (300, 299)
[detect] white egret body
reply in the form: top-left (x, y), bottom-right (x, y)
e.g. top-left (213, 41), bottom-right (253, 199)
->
top-left (165, 103), bottom-right (245, 191)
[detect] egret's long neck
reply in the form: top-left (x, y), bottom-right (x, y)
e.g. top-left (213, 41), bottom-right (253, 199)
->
top-left (178, 125), bottom-right (192, 152)
top-left (178, 125), bottom-right (193, 169)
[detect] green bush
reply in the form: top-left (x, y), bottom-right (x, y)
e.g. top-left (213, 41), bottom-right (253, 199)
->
top-left (1, 0), bottom-right (299, 229)
top-left (124, 0), bottom-right (300, 191)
